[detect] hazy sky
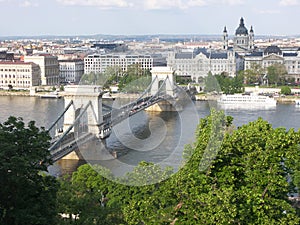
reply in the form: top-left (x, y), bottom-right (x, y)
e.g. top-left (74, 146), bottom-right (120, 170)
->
top-left (0, 0), bottom-right (299, 36)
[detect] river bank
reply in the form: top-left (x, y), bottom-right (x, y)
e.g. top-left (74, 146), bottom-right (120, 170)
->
top-left (1, 89), bottom-right (299, 105)
top-left (0, 90), bottom-right (30, 96)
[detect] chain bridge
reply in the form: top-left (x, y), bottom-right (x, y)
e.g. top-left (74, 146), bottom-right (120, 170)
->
top-left (47, 67), bottom-right (186, 162)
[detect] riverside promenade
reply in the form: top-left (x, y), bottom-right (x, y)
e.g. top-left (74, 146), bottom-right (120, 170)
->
top-left (1, 86), bottom-right (300, 104)
top-left (194, 86), bottom-right (300, 104)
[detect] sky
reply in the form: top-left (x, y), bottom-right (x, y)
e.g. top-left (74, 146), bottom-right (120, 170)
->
top-left (0, 0), bottom-right (299, 36)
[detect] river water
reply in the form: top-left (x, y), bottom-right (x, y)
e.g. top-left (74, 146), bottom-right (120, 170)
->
top-left (0, 95), bottom-right (299, 177)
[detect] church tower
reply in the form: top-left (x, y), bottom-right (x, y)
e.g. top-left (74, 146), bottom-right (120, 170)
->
top-left (249, 25), bottom-right (254, 50)
top-left (233, 17), bottom-right (254, 54)
top-left (223, 26), bottom-right (228, 50)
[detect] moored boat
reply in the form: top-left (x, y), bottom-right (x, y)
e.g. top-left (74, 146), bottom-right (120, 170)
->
top-left (40, 91), bottom-right (61, 99)
top-left (217, 93), bottom-right (277, 106)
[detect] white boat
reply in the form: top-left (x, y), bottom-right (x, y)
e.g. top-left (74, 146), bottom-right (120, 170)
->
top-left (217, 93), bottom-right (277, 107)
top-left (40, 91), bottom-right (61, 99)
top-left (102, 92), bottom-right (115, 100)
top-left (295, 99), bottom-right (300, 106)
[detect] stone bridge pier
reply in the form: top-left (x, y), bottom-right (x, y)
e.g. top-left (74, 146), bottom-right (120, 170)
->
top-left (63, 85), bottom-right (103, 137)
top-left (147, 66), bottom-right (180, 112)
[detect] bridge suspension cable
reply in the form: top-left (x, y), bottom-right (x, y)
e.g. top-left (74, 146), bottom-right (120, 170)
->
top-left (147, 76), bottom-right (169, 102)
top-left (49, 101), bottom-right (92, 152)
top-left (135, 75), bottom-right (158, 102)
top-left (47, 100), bottom-right (74, 133)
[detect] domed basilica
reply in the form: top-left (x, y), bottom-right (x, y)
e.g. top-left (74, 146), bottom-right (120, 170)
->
top-left (223, 17), bottom-right (254, 54)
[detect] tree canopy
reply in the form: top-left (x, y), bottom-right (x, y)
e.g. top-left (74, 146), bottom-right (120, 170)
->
top-left (204, 72), bottom-right (221, 93)
top-left (80, 64), bottom-right (151, 92)
top-left (56, 110), bottom-right (300, 224)
top-left (240, 63), bottom-right (265, 85)
top-left (0, 117), bottom-right (58, 225)
top-left (281, 86), bottom-right (292, 95)
top-left (215, 73), bottom-right (244, 94)
top-left (267, 63), bottom-right (287, 86)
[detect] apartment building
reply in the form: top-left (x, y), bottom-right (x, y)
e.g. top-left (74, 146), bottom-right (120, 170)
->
top-left (24, 54), bottom-right (59, 86)
top-left (84, 54), bottom-right (153, 74)
top-left (244, 45), bottom-right (300, 82)
top-left (59, 59), bottom-right (84, 84)
top-left (0, 61), bottom-right (40, 89)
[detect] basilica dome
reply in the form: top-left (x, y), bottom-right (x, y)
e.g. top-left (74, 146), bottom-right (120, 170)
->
top-left (235, 17), bottom-right (248, 35)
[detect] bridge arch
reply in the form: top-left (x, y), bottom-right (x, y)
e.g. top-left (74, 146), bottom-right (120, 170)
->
top-left (63, 85), bottom-right (103, 137)
top-left (150, 66), bottom-right (175, 96)
top-left (74, 108), bottom-right (88, 136)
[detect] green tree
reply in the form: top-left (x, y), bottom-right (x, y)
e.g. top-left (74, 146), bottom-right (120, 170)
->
top-left (103, 66), bottom-right (123, 85)
top-left (80, 72), bottom-right (114, 89)
top-left (216, 73), bottom-right (244, 94)
top-left (56, 164), bottom-right (125, 225)
top-left (0, 117), bottom-right (58, 225)
top-left (204, 72), bottom-right (221, 93)
top-left (267, 63), bottom-right (287, 86)
top-left (118, 111), bottom-right (300, 224)
top-left (118, 64), bottom-right (151, 92)
top-left (175, 75), bottom-right (192, 85)
top-left (281, 86), bottom-right (292, 95)
top-left (55, 112), bottom-right (300, 224)
top-left (241, 63), bottom-right (265, 85)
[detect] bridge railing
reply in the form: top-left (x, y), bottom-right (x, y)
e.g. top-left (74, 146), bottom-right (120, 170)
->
top-left (100, 76), bottom-right (175, 127)
top-left (48, 76), bottom-right (184, 161)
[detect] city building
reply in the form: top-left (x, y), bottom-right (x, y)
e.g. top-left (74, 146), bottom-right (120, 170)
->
top-left (167, 48), bottom-right (239, 82)
top-left (59, 59), bottom-right (84, 84)
top-left (0, 51), bottom-right (14, 61)
top-left (244, 45), bottom-right (300, 82)
top-left (84, 54), bottom-right (153, 74)
top-left (223, 17), bottom-right (255, 54)
top-left (167, 18), bottom-right (254, 82)
top-left (0, 61), bottom-right (40, 89)
top-left (23, 54), bottom-right (59, 86)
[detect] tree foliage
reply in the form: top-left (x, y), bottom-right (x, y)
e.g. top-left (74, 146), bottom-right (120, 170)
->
top-left (215, 73), bottom-right (244, 94)
top-left (240, 63), bottom-right (265, 85)
top-left (56, 164), bottom-right (125, 225)
top-left (0, 117), bottom-right (58, 225)
top-left (176, 76), bottom-right (192, 85)
top-left (204, 72), bottom-right (221, 93)
top-left (80, 64), bottom-right (151, 92)
top-left (267, 63), bottom-right (287, 86)
top-left (281, 86), bottom-right (292, 95)
top-left (118, 64), bottom-right (151, 92)
top-left (56, 111), bottom-right (300, 224)
top-left (117, 111), bottom-right (300, 224)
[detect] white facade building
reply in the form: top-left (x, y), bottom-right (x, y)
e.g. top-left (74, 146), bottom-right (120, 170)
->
top-left (59, 59), bottom-right (84, 84)
top-left (84, 54), bottom-right (153, 74)
top-left (167, 18), bottom-right (254, 83)
top-left (0, 61), bottom-right (41, 89)
top-left (244, 45), bottom-right (300, 82)
top-left (24, 54), bottom-right (59, 86)
top-left (167, 49), bottom-right (238, 83)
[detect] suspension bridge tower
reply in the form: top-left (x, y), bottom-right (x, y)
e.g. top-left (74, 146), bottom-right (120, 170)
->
top-left (63, 85), bottom-right (103, 137)
top-left (147, 66), bottom-right (181, 111)
top-left (150, 66), bottom-right (175, 96)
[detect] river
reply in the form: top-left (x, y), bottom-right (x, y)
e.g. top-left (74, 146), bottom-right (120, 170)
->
top-left (0, 95), bottom-right (299, 177)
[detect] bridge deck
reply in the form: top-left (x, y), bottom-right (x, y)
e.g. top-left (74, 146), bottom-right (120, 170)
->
top-left (48, 77), bottom-right (181, 162)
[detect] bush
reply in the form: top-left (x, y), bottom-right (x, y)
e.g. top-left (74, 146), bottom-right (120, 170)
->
top-left (281, 86), bottom-right (291, 95)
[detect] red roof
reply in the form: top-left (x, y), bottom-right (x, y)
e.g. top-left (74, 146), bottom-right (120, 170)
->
top-left (0, 60), bottom-right (35, 65)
